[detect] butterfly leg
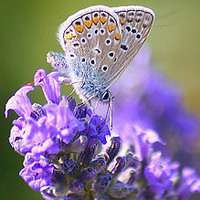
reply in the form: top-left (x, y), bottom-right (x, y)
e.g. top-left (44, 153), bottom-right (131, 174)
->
top-left (83, 98), bottom-right (92, 107)
top-left (109, 95), bottom-right (114, 130)
top-left (104, 102), bottom-right (111, 129)
top-left (68, 87), bottom-right (76, 98)
top-left (94, 99), bottom-right (100, 112)
top-left (66, 80), bottom-right (84, 98)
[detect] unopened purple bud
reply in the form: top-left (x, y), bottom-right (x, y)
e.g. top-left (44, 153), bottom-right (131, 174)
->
top-left (51, 171), bottom-right (69, 196)
top-left (65, 193), bottom-right (83, 200)
top-left (30, 103), bottom-right (46, 120)
top-left (69, 180), bottom-right (84, 194)
top-left (94, 172), bottom-right (112, 192)
top-left (94, 195), bottom-right (110, 200)
top-left (62, 158), bottom-right (78, 176)
top-left (69, 135), bottom-right (88, 153)
top-left (106, 137), bottom-right (121, 164)
top-left (74, 103), bottom-right (89, 119)
top-left (108, 181), bottom-right (137, 199)
top-left (67, 97), bottom-right (77, 112)
top-left (90, 156), bottom-right (107, 174)
top-left (78, 138), bottom-right (99, 166)
top-left (141, 186), bottom-right (155, 200)
top-left (52, 170), bottom-right (65, 184)
top-left (125, 152), bottom-right (139, 168)
top-left (127, 170), bottom-right (136, 185)
top-left (111, 157), bottom-right (126, 175)
top-left (80, 167), bottom-right (96, 182)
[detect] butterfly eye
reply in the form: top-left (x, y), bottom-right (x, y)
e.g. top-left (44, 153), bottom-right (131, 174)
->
top-left (101, 65), bottom-right (108, 72)
top-left (101, 90), bottom-right (110, 102)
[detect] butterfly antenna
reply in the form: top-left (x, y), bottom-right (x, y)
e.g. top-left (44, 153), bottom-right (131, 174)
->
top-left (67, 80), bottom-right (83, 98)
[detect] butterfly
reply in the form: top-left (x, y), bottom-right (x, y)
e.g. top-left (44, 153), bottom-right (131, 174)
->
top-left (47, 5), bottom-right (154, 124)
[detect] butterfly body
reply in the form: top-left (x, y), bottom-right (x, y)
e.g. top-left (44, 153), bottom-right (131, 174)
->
top-left (48, 5), bottom-right (155, 104)
top-left (68, 60), bottom-right (110, 102)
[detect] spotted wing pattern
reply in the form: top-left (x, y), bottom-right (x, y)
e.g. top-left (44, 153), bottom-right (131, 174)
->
top-left (57, 5), bottom-right (154, 101)
top-left (103, 6), bottom-right (155, 88)
top-left (58, 5), bottom-right (122, 75)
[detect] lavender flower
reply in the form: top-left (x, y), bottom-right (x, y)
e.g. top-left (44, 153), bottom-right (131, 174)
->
top-left (110, 46), bottom-right (200, 163)
top-left (19, 153), bottom-right (54, 191)
top-left (6, 68), bottom-right (200, 200)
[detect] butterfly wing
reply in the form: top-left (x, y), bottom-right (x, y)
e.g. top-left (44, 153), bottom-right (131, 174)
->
top-left (57, 5), bottom-right (154, 101)
top-left (102, 6), bottom-right (155, 88)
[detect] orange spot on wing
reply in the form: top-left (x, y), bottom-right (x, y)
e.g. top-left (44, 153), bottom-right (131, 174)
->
top-left (74, 25), bottom-right (84, 33)
top-left (93, 17), bottom-right (99, 24)
top-left (100, 17), bottom-right (107, 24)
top-left (114, 32), bottom-right (121, 41)
top-left (84, 20), bottom-right (93, 28)
top-left (64, 32), bottom-right (76, 40)
top-left (107, 24), bottom-right (116, 32)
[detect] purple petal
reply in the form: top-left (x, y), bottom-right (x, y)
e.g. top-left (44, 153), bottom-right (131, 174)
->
top-left (20, 153), bottom-right (54, 191)
top-left (34, 69), bottom-right (61, 104)
top-left (123, 125), bottom-right (164, 161)
top-left (88, 115), bottom-right (110, 144)
top-left (144, 152), bottom-right (174, 196)
top-left (5, 85), bottom-right (34, 118)
top-left (9, 118), bottom-right (25, 154)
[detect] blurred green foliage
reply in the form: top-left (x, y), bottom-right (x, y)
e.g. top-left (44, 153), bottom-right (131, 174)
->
top-left (0, 0), bottom-right (200, 199)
